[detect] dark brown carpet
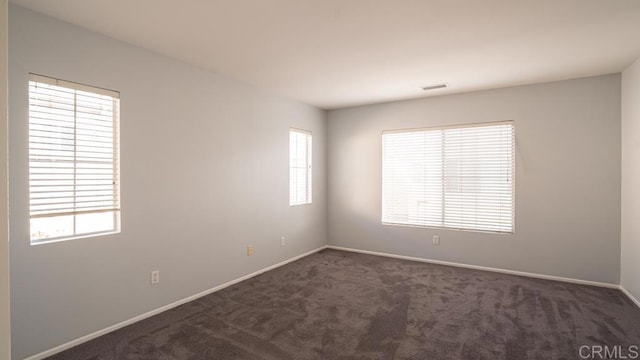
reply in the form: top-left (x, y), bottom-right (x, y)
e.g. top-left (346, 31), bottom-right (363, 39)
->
top-left (47, 249), bottom-right (640, 360)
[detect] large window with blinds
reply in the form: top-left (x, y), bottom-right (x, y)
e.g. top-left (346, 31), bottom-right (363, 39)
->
top-left (29, 74), bottom-right (120, 243)
top-left (382, 121), bottom-right (514, 233)
top-left (289, 129), bottom-right (312, 206)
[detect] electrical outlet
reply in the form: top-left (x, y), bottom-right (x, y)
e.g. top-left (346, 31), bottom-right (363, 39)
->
top-left (433, 236), bottom-right (440, 245)
top-left (280, 236), bottom-right (286, 246)
top-left (151, 270), bottom-right (160, 285)
top-left (247, 245), bottom-right (253, 256)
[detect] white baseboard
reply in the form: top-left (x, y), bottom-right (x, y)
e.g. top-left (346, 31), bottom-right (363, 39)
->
top-left (25, 245), bottom-right (328, 360)
top-left (620, 286), bottom-right (640, 308)
top-left (326, 245), bottom-right (620, 289)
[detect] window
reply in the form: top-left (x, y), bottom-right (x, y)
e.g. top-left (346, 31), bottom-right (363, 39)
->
top-left (289, 129), bottom-right (312, 205)
top-left (382, 121), bottom-right (514, 233)
top-left (29, 74), bottom-right (120, 243)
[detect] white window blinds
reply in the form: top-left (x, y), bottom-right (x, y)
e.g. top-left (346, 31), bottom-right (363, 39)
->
top-left (382, 122), bottom-right (514, 233)
top-left (289, 129), bottom-right (312, 206)
top-left (29, 74), bottom-right (121, 242)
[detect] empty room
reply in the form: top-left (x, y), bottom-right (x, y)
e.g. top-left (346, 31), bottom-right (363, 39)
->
top-left (2, 0), bottom-right (640, 359)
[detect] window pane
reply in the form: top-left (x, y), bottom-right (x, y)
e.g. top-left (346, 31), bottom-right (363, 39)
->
top-left (28, 74), bottom-right (120, 243)
top-left (290, 129), bottom-right (312, 205)
top-left (382, 122), bottom-right (514, 233)
top-left (76, 211), bottom-right (117, 234)
top-left (31, 215), bottom-right (74, 241)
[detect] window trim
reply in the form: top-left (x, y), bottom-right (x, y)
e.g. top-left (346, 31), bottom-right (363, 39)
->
top-left (381, 120), bottom-right (515, 234)
top-left (28, 73), bottom-right (121, 244)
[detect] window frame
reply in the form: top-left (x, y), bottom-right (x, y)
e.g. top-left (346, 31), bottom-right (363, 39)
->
top-left (28, 73), bottom-right (121, 244)
top-left (289, 128), bottom-right (312, 206)
top-left (381, 120), bottom-right (515, 234)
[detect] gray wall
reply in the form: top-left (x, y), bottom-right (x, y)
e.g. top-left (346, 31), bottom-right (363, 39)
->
top-left (327, 75), bottom-right (621, 284)
top-left (8, 6), bottom-right (326, 359)
top-left (1, 0), bottom-right (11, 358)
top-left (622, 58), bottom-right (640, 302)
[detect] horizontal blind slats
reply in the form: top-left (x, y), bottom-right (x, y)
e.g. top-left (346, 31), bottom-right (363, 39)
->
top-left (28, 75), bottom-right (120, 241)
top-left (30, 73), bottom-right (120, 98)
top-left (382, 122), bottom-right (514, 233)
top-left (30, 208), bottom-right (120, 219)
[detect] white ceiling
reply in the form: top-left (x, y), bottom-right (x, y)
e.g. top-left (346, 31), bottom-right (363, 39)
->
top-left (11, 0), bottom-right (640, 109)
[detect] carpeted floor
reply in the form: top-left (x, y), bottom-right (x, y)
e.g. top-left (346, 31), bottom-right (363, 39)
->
top-left (48, 249), bottom-right (640, 360)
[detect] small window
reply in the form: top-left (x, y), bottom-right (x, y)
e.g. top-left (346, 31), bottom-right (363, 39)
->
top-left (382, 121), bottom-right (514, 233)
top-left (29, 74), bottom-right (121, 243)
top-left (289, 129), bottom-right (312, 206)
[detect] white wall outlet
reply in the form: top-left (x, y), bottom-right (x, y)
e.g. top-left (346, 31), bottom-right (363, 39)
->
top-left (280, 236), bottom-right (286, 246)
top-left (433, 236), bottom-right (440, 245)
top-left (151, 270), bottom-right (160, 285)
top-left (247, 245), bottom-right (254, 256)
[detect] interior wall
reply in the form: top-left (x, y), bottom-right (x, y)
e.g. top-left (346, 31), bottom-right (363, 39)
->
top-left (0, 0), bottom-right (11, 358)
top-left (327, 75), bottom-right (621, 284)
top-left (621, 57), bottom-right (640, 303)
top-left (8, 5), bottom-right (327, 359)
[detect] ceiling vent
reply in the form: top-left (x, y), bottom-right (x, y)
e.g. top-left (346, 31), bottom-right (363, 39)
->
top-left (422, 84), bottom-right (447, 91)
